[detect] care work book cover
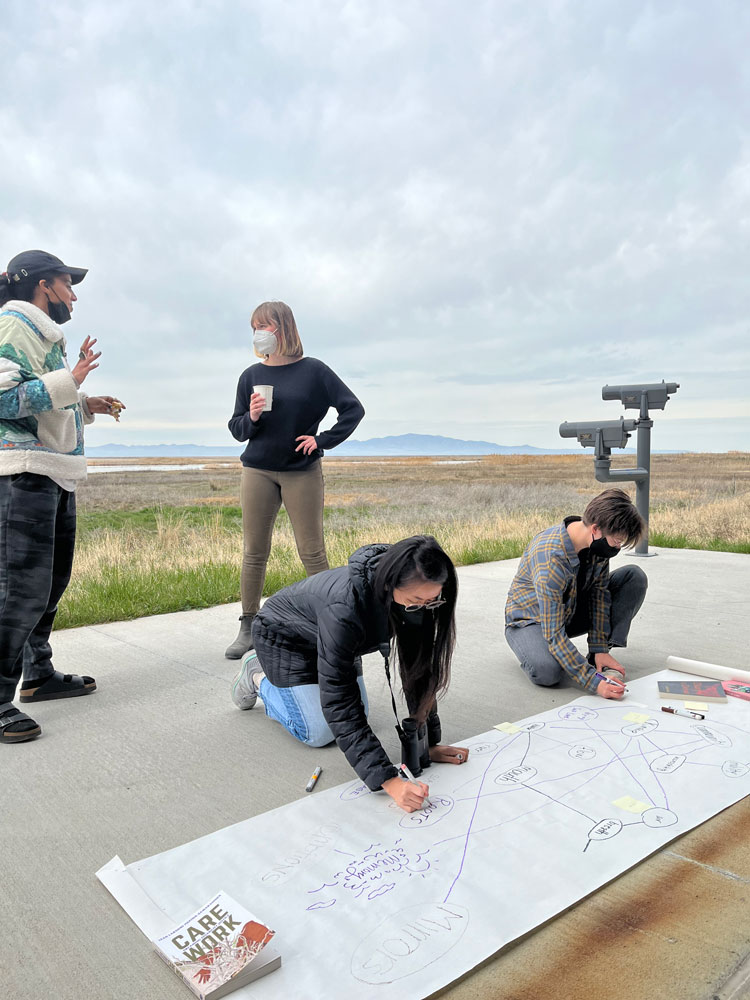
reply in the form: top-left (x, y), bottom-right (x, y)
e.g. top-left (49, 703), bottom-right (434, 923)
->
top-left (153, 890), bottom-right (280, 999)
top-left (657, 680), bottom-right (728, 703)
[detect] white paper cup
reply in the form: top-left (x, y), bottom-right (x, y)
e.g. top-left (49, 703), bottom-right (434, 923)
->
top-left (253, 384), bottom-right (274, 412)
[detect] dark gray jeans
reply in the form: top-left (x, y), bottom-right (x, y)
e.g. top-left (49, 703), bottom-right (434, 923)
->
top-left (0, 473), bottom-right (76, 705)
top-left (505, 564), bottom-right (648, 687)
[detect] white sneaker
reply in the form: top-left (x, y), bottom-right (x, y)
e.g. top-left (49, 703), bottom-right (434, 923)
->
top-left (231, 651), bottom-right (263, 710)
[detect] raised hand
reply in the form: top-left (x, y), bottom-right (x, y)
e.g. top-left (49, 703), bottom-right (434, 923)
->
top-left (71, 337), bottom-right (101, 385)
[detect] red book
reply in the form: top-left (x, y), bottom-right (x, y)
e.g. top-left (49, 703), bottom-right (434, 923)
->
top-left (657, 680), bottom-right (727, 703)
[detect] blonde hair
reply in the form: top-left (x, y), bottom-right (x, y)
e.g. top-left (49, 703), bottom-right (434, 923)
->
top-left (251, 301), bottom-right (303, 358)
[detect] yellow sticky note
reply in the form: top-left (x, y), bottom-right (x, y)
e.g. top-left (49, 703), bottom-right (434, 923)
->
top-left (613, 795), bottom-right (650, 814)
top-left (494, 722), bottom-right (520, 735)
top-left (623, 712), bottom-right (650, 723)
top-left (684, 701), bottom-right (708, 711)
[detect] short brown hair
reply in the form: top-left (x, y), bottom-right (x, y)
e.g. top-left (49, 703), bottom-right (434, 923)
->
top-left (250, 301), bottom-right (303, 358)
top-left (582, 488), bottom-right (645, 548)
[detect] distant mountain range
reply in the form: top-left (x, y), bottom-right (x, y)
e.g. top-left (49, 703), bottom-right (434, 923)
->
top-left (335, 434), bottom-right (583, 456)
top-left (86, 434), bottom-right (615, 458)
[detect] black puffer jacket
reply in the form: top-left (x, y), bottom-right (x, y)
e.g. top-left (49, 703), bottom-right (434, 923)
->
top-left (252, 543), bottom-right (441, 790)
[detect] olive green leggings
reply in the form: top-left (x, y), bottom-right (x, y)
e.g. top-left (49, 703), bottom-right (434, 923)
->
top-left (240, 462), bottom-right (329, 616)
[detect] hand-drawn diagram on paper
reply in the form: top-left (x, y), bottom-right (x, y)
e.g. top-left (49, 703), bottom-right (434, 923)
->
top-left (98, 672), bottom-right (750, 1000)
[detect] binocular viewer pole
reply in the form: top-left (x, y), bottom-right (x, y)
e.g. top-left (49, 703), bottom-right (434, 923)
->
top-left (560, 381), bottom-right (680, 556)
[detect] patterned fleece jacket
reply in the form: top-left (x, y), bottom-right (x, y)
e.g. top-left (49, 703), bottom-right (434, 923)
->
top-left (0, 300), bottom-right (94, 481)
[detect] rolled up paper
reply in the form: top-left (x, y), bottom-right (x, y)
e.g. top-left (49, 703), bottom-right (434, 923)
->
top-left (666, 656), bottom-right (750, 685)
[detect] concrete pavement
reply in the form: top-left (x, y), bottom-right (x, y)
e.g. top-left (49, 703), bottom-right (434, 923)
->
top-left (2, 547), bottom-right (749, 999)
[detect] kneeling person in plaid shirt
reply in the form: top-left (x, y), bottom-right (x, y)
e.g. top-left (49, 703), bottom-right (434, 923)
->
top-left (505, 489), bottom-right (647, 700)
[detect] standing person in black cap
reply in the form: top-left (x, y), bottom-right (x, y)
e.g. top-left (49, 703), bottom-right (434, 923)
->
top-left (0, 250), bottom-right (125, 744)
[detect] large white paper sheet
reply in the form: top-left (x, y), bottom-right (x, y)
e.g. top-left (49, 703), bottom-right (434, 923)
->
top-left (98, 671), bottom-right (750, 999)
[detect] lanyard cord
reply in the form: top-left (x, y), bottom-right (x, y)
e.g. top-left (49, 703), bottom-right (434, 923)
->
top-left (381, 650), bottom-right (405, 741)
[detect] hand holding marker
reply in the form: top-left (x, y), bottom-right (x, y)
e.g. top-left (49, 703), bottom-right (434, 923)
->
top-left (400, 763), bottom-right (430, 808)
top-left (595, 671), bottom-right (627, 692)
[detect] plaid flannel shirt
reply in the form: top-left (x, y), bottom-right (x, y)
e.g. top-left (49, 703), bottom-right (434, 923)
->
top-left (505, 519), bottom-right (610, 691)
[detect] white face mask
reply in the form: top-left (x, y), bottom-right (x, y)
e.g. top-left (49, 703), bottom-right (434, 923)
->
top-left (253, 329), bottom-right (278, 356)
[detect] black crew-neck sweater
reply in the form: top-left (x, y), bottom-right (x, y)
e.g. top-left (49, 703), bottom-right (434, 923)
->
top-left (228, 357), bottom-right (365, 471)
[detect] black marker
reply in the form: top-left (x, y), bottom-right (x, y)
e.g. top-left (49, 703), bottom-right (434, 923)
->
top-left (662, 705), bottom-right (705, 721)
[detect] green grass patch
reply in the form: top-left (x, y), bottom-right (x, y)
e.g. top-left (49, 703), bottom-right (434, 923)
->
top-left (78, 505), bottom-right (244, 533)
top-left (57, 562), bottom-right (243, 629)
top-left (56, 510), bottom-right (748, 630)
top-left (650, 532), bottom-right (750, 554)
top-left (450, 537), bottom-right (529, 565)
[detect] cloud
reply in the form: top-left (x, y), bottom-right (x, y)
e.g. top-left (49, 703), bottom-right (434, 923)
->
top-left (1, 0), bottom-right (748, 450)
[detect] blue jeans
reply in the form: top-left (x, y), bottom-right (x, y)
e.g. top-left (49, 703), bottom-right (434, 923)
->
top-left (505, 564), bottom-right (648, 687)
top-left (258, 674), bottom-right (369, 749)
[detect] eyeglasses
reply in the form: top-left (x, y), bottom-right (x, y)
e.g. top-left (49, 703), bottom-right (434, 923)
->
top-left (400, 597), bottom-right (446, 612)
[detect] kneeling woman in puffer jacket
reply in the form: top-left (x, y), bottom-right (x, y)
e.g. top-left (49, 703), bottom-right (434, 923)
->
top-left (231, 535), bottom-right (469, 812)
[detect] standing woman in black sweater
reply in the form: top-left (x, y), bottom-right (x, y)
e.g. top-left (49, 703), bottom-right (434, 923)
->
top-left (226, 301), bottom-right (364, 658)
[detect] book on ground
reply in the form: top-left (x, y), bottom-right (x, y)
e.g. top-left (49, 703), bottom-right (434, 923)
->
top-left (722, 679), bottom-right (750, 701)
top-left (153, 890), bottom-right (280, 999)
top-left (657, 680), bottom-right (727, 703)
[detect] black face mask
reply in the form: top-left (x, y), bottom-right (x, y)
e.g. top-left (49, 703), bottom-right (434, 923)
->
top-left (392, 605), bottom-right (426, 627)
top-left (45, 285), bottom-right (71, 325)
top-left (590, 536), bottom-right (621, 559)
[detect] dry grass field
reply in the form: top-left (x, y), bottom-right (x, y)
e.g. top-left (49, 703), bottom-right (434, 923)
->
top-left (60, 452), bottom-right (749, 629)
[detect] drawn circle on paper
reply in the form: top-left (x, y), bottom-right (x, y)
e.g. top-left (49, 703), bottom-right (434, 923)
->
top-left (399, 796), bottom-right (454, 829)
top-left (649, 754), bottom-right (686, 774)
top-left (721, 760), bottom-right (750, 778)
top-left (568, 745), bottom-right (596, 760)
top-left (621, 719), bottom-right (659, 736)
top-left (587, 818), bottom-right (623, 841)
top-left (340, 781), bottom-right (373, 801)
top-left (351, 902), bottom-right (469, 984)
top-left (692, 724), bottom-right (732, 748)
top-left (641, 808), bottom-right (678, 828)
top-left (494, 765), bottom-right (538, 785)
top-left (557, 706), bottom-right (598, 722)
top-left (467, 741), bottom-right (499, 755)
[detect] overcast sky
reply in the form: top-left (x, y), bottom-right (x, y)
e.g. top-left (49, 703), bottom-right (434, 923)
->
top-left (2, 0), bottom-right (748, 451)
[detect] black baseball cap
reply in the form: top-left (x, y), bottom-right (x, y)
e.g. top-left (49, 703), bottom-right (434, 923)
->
top-left (5, 250), bottom-right (88, 285)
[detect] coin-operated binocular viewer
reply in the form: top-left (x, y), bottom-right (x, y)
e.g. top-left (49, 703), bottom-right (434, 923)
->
top-left (560, 381), bottom-right (680, 556)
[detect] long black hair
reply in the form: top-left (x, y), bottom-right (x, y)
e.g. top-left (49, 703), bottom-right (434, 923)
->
top-left (0, 270), bottom-right (57, 307)
top-left (373, 535), bottom-right (458, 725)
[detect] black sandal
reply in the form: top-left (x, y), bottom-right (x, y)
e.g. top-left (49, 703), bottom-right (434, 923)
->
top-left (19, 671), bottom-right (97, 703)
top-left (0, 706), bottom-right (42, 743)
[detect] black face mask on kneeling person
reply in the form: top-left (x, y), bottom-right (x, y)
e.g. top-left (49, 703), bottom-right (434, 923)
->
top-left (392, 605), bottom-right (426, 627)
top-left (590, 536), bottom-right (621, 559)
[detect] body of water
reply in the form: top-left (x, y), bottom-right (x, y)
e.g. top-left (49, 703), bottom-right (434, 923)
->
top-left (87, 463), bottom-right (236, 474)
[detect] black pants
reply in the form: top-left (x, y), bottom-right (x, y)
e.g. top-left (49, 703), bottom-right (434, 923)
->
top-left (0, 473), bottom-right (76, 705)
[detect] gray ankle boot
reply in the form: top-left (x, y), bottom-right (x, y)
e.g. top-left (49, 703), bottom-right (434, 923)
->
top-left (225, 615), bottom-right (255, 659)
